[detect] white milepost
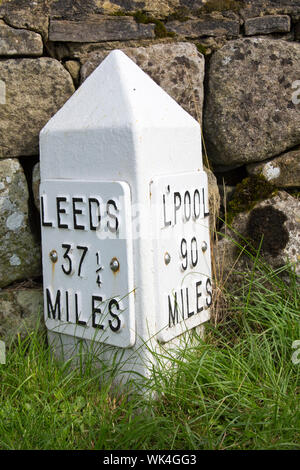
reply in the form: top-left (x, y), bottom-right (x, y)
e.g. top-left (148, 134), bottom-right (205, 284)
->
top-left (40, 50), bottom-right (212, 385)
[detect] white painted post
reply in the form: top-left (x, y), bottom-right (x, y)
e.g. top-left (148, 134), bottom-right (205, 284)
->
top-left (39, 50), bottom-right (211, 386)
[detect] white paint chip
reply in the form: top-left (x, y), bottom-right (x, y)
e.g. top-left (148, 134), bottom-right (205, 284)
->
top-left (6, 212), bottom-right (24, 230)
top-left (9, 254), bottom-right (21, 266)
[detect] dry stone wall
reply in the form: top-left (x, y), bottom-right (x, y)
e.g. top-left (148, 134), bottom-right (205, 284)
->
top-left (204, 38), bottom-right (300, 167)
top-left (0, 0), bottom-right (299, 343)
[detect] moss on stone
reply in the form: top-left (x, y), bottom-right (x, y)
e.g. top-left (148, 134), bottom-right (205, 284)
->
top-left (133, 10), bottom-right (176, 38)
top-left (112, 10), bottom-right (128, 16)
top-left (196, 43), bottom-right (208, 55)
top-left (226, 174), bottom-right (277, 224)
top-left (133, 10), bottom-right (151, 24)
top-left (155, 21), bottom-right (176, 38)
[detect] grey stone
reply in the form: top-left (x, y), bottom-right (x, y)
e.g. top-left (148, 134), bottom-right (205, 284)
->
top-left (0, 0), bottom-right (50, 39)
top-left (0, 288), bottom-right (44, 344)
top-left (166, 17), bottom-right (240, 38)
top-left (215, 191), bottom-right (300, 278)
top-left (64, 60), bottom-right (80, 86)
top-left (50, 0), bottom-right (178, 19)
top-left (245, 15), bottom-right (291, 36)
top-left (241, 1), bottom-right (300, 21)
top-left (0, 159), bottom-right (41, 288)
top-left (254, 31), bottom-right (295, 42)
top-left (49, 17), bottom-right (155, 43)
top-left (204, 38), bottom-right (300, 167)
top-left (0, 23), bottom-right (43, 56)
top-left (55, 32), bottom-right (294, 63)
top-left (54, 38), bottom-right (173, 62)
top-left (0, 58), bottom-right (75, 158)
top-left (81, 42), bottom-right (204, 123)
top-left (247, 149), bottom-right (300, 188)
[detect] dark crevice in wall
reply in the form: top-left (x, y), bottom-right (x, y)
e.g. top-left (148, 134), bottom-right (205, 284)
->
top-left (215, 165), bottom-right (248, 186)
top-left (43, 40), bottom-right (58, 59)
top-left (18, 156), bottom-right (41, 244)
top-left (202, 48), bottom-right (212, 167)
top-left (240, 19), bottom-right (245, 36)
top-left (4, 275), bottom-right (44, 290)
top-left (272, 142), bottom-right (300, 157)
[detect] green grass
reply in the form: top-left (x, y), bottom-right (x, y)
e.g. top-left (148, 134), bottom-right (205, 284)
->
top-left (0, 257), bottom-right (299, 449)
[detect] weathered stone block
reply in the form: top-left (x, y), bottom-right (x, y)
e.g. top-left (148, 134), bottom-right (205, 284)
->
top-left (241, 1), bottom-right (300, 21)
top-left (0, 0), bottom-right (50, 39)
top-left (204, 38), bottom-right (300, 166)
top-left (54, 39), bottom-right (173, 63)
top-left (64, 60), bottom-right (81, 86)
top-left (0, 288), bottom-right (44, 344)
top-left (0, 159), bottom-right (41, 288)
top-left (215, 191), bottom-right (300, 279)
top-left (0, 23), bottom-right (43, 56)
top-left (245, 15), bottom-right (291, 36)
top-left (247, 149), bottom-right (300, 188)
top-left (0, 58), bottom-right (75, 158)
top-left (166, 17), bottom-right (240, 38)
top-left (49, 17), bottom-right (155, 42)
top-left (50, 0), bottom-right (178, 19)
top-left (81, 42), bottom-right (204, 123)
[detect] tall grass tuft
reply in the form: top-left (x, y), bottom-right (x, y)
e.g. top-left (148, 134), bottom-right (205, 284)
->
top-left (0, 250), bottom-right (299, 449)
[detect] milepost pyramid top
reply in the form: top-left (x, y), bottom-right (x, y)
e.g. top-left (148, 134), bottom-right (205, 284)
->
top-left (41, 50), bottom-right (199, 134)
top-left (40, 50), bottom-right (202, 181)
